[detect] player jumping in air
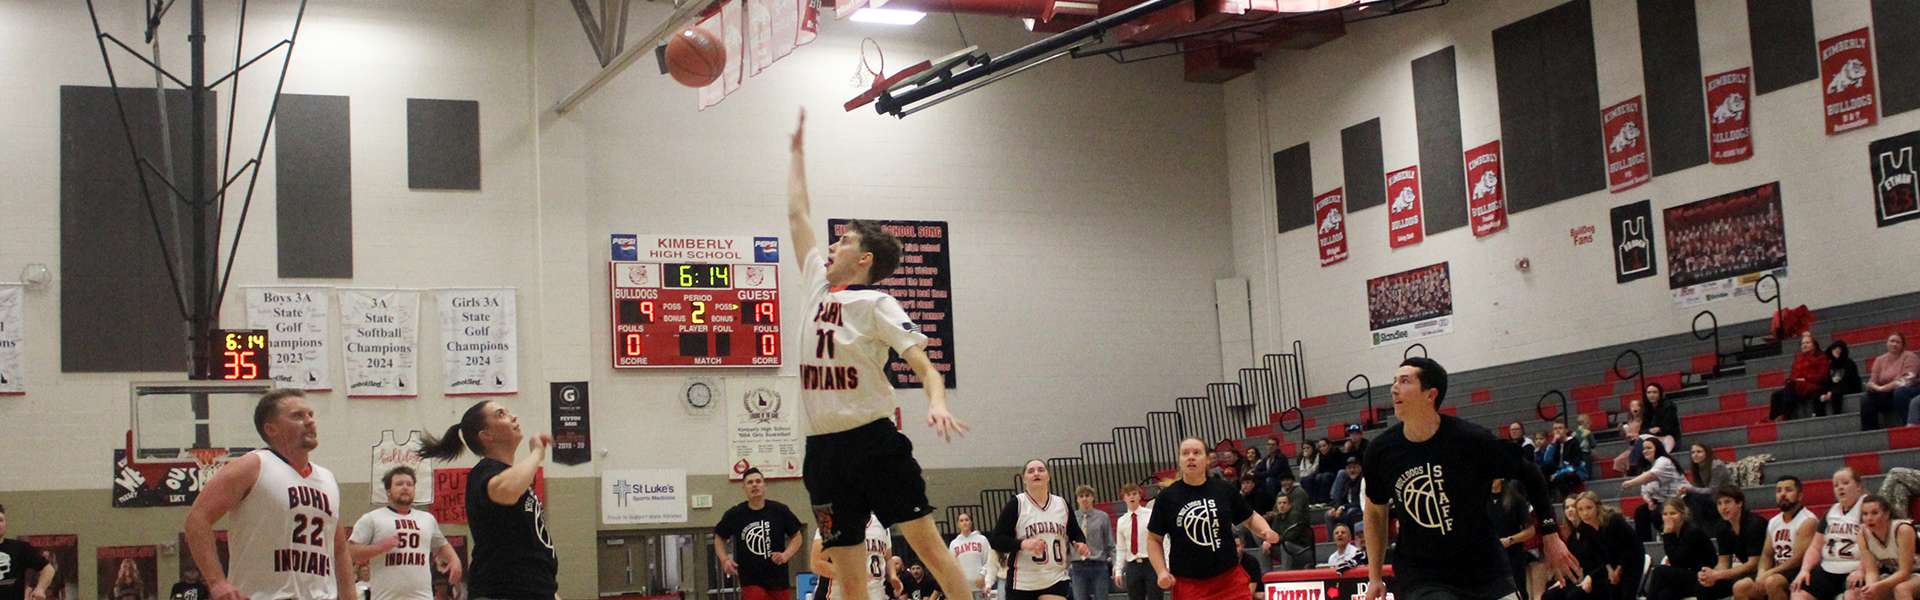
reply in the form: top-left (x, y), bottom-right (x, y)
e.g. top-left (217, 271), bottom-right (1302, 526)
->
top-left (787, 109), bottom-right (972, 600)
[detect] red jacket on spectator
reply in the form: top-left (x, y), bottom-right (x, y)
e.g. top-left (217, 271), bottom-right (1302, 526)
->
top-left (1788, 349), bottom-right (1831, 397)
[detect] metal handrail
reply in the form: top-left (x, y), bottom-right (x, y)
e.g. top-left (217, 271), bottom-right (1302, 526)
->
top-left (1404, 343), bottom-right (1427, 360)
top-left (1692, 310), bottom-right (1723, 373)
top-left (1347, 374), bottom-right (1375, 428)
top-left (1613, 349), bottom-right (1646, 399)
top-left (1275, 406), bottom-right (1306, 449)
top-left (1538, 390), bottom-right (1568, 426)
top-left (1755, 273), bottom-right (1784, 337)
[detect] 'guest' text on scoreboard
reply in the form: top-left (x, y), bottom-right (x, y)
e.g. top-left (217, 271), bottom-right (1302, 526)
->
top-left (609, 234), bottom-right (781, 368)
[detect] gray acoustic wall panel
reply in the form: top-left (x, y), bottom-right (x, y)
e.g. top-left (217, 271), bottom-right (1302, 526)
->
top-left (1746, 0), bottom-right (1817, 95)
top-left (1413, 47), bottom-right (1467, 234)
top-left (1273, 143), bottom-right (1314, 234)
top-left (1493, 0), bottom-right (1605, 213)
top-left (406, 98), bottom-right (480, 190)
top-left (276, 94), bottom-right (353, 278)
top-left (1872, 0), bottom-right (1920, 117)
top-left (1341, 119), bottom-right (1385, 212)
top-left (1638, 0), bottom-right (1708, 176)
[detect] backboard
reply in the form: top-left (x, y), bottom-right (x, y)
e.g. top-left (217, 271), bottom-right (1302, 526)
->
top-left (127, 380), bottom-right (275, 465)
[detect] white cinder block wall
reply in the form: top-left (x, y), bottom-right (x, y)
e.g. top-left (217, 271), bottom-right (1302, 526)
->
top-left (1227, 0), bottom-right (1920, 394)
top-left (0, 0), bottom-right (1232, 490)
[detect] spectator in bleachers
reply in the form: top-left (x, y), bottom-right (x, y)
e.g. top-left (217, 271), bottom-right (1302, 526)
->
top-left (1544, 492), bottom-right (1642, 600)
top-left (1210, 440), bottom-right (1243, 481)
top-left (1490, 478), bottom-right (1540, 600)
top-left (1644, 383), bottom-right (1682, 450)
top-left (1648, 498), bottom-right (1724, 600)
top-left (1684, 442), bottom-right (1735, 528)
top-left (1325, 458), bottom-right (1363, 535)
top-left (1822, 341), bottom-right (1862, 419)
top-left (1700, 484), bottom-right (1767, 600)
top-left (1319, 524), bottom-right (1360, 570)
top-left (1622, 438), bottom-right (1692, 541)
top-left (1292, 445), bottom-right (1320, 496)
top-left (1540, 420), bottom-right (1593, 500)
top-left (1508, 422), bottom-right (1538, 464)
top-left (1340, 425), bottom-right (1367, 461)
top-left (1862, 332), bottom-right (1920, 431)
top-left (1272, 475), bottom-right (1308, 525)
top-left (1615, 401), bottom-right (1655, 478)
top-left (1769, 331), bottom-right (1832, 421)
top-left (1250, 438), bottom-right (1292, 495)
top-left (1854, 495), bottom-right (1917, 600)
top-left (1238, 476), bottom-right (1275, 515)
top-left (1303, 439), bottom-right (1344, 503)
top-left (1262, 495), bottom-right (1313, 571)
top-left (1737, 477), bottom-right (1819, 600)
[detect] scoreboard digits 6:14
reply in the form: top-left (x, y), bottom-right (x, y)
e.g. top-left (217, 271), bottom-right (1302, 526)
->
top-left (609, 235), bottom-right (782, 368)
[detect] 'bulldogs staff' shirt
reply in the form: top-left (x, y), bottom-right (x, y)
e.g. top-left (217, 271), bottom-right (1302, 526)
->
top-left (466, 458), bottom-right (557, 600)
top-left (713, 501), bottom-right (805, 589)
top-left (1145, 478), bottom-right (1252, 580)
top-left (800, 249), bottom-right (929, 435)
top-left (0, 538), bottom-right (50, 600)
top-left (1362, 416), bottom-right (1531, 594)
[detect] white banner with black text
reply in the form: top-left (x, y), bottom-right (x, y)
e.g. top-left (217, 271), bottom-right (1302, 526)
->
top-left (244, 287), bottom-right (332, 390)
top-left (342, 289), bottom-right (421, 398)
top-left (437, 288), bottom-right (518, 396)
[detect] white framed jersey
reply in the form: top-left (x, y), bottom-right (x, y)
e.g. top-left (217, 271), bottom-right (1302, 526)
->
top-left (349, 507), bottom-right (448, 600)
top-left (227, 450), bottom-right (343, 600)
top-left (799, 249), bottom-right (928, 435)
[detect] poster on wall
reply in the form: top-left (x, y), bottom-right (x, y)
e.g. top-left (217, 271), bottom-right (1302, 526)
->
top-left (111, 450), bottom-right (208, 508)
top-left (429, 467), bottom-right (546, 525)
top-left (1819, 28), bottom-right (1878, 135)
top-left (1314, 188), bottom-right (1349, 266)
top-left (437, 288), bottom-right (518, 396)
top-left (825, 219), bottom-right (957, 388)
top-left (1705, 68), bottom-right (1755, 164)
top-left (1366, 262), bottom-right (1454, 347)
top-left (1664, 182), bottom-right (1788, 307)
top-left (1870, 129), bottom-right (1920, 227)
top-left (1385, 166), bottom-right (1424, 248)
top-left (342, 289), bottom-right (420, 398)
top-left (602, 468), bottom-right (688, 525)
top-left (728, 377), bottom-right (803, 480)
top-left (550, 382), bottom-right (592, 466)
top-left (370, 430), bottom-right (434, 505)
top-left (21, 535), bottom-right (78, 600)
top-left (1603, 96), bottom-right (1652, 192)
top-left (1464, 140), bottom-right (1508, 237)
top-left (175, 531), bottom-right (230, 584)
top-left (1610, 200), bottom-right (1659, 284)
top-left (243, 287), bottom-right (331, 390)
top-left (95, 546), bottom-right (157, 600)
top-left (0, 284), bottom-right (21, 394)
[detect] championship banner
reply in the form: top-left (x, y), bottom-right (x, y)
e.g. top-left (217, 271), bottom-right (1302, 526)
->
top-left (1385, 166), bottom-right (1424, 248)
top-left (0, 285), bottom-right (22, 394)
top-left (1664, 182), bottom-right (1788, 307)
top-left (21, 535), bottom-right (78, 600)
top-left (342, 289), bottom-right (419, 398)
top-left (1464, 140), bottom-right (1508, 237)
top-left (1705, 68), bottom-right (1754, 164)
top-left (243, 287), bottom-right (331, 390)
top-left (94, 546), bottom-right (157, 600)
top-left (437, 288), bottom-right (518, 396)
top-left (1870, 129), bottom-right (1920, 228)
top-left (602, 468), bottom-right (688, 525)
top-left (551, 382), bottom-right (592, 466)
top-left (1366, 262), bottom-right (1453, 347)
top-left (826, 219), bottom-right (957, 388)
top-left (1820, 28), bottom-right (1878, 135)
top-left (370, 430), bottom-right (434, 505)
top-left (1603, 96), bottom-right (1651, 192)
top-left (1610, 199), bottom-right (1659, 284)
top-left (728, 377), bottom-right (803, 480)
top-left (430, 467), bottom-right (545, 525)
top-left (1313, 188), bottom-right (1349, 266)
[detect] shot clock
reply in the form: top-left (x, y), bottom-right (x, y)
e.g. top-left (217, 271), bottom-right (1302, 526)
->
top-left (610, 234), bottom-right (782, 367)
top-left (207, 329), bottom-right (271, 381)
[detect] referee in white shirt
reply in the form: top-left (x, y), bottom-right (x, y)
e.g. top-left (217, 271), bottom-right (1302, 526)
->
top-left (1110, 483), bottom-right (1161, 600)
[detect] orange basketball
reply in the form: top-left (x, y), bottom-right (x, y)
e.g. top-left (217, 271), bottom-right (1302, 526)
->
top-left (665, 27), bottom-right (725, 88)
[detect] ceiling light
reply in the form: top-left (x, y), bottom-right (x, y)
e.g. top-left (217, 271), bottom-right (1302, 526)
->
top-left (850, 8), bottom-right (927, 24)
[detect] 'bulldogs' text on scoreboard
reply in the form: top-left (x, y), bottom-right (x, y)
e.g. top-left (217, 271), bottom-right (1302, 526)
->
top-left (610, 234), bottom-right (782, 368)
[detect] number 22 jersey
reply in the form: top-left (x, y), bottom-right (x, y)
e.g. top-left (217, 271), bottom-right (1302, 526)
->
top-left (228, 450), bottom-right (343, 600)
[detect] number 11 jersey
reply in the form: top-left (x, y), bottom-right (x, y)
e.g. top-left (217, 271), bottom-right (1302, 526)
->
top-left (799, 249), bottom-right (928, 435)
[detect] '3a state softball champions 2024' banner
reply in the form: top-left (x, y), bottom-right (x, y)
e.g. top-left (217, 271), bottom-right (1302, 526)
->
top-left (1820, 28), bottom-right (1878, 135)
top-left (1366, 262), bottom-right (1453, 348)
top-left (343, 289), bottom-right (420, 398)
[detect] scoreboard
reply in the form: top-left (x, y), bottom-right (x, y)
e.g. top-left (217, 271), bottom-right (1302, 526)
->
top-left (610, 234), bottom-right (782, 368)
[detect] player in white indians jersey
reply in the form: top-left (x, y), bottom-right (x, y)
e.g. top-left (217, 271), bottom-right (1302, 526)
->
top-left (948, 514), bottom-right (991, 600)
top-left (786, 111), bottom-right (971, 600)
top-left (1740, 476), bottom-right (1819, 600)
top-left (987, 461), bottom-right (1089, 600)
top-left (185, 390), bottom-right (351, 600)
top-left (1855, 495), bottom-right (1917, 600)
top-left (812, 516), bottom-right (899, 600)
top-left (348, 467), bottom-right (461, 600)
top-left (1793, 468), bottom-right (1867, 600)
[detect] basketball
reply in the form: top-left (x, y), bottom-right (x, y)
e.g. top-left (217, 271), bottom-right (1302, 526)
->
top-left (665, 27), bottom-right (724, 88)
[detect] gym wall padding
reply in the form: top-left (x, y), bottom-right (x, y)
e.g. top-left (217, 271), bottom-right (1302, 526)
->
top-left (1492, 0), bottom-right (1605, 213)
top-left (1746, 0), bottom-right (1817, 95)
top-left (275, 94), bottom-right (353, 278)
top-left (1637, 0), bottom-right (1708, 177)
top-left (1341, 119), bottom-right (1385, 212)
top-left (1872, 0), bottom-right (1920, 117)
top-left (1412, 47), bottom-right (1467, 234)
top-left (1273, 142), bottom-right (1314, 234)
top-left (405, 98), bottom-right (481, 190)
top-left (58, 85), bottom-right (212, 372)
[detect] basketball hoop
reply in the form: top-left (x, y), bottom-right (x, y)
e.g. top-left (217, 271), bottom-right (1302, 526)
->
top-left (189, 447), bottom-right (231, 478)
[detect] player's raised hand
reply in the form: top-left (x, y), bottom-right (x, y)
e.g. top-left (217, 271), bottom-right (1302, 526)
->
top-left (791, 109), bottom-right (806, 154)
top-left (528, 433), bottom-right (553, 452)
top-left (927, 401), bottom-right (969, 442)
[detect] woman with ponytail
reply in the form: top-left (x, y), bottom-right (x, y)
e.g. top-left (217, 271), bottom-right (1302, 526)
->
top-left (418, 402), bottom-right (557, 600)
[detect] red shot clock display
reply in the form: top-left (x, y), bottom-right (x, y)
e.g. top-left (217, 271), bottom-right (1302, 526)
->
top-left (209, 329), bottom-right (270, 381)
top-left (609, 234), bottom-right (782, 368)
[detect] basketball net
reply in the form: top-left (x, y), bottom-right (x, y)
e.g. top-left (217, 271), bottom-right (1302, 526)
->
top-left (189, 447), bottom-right (231, 480)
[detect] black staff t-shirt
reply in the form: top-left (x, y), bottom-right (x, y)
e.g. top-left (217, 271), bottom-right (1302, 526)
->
top-left (1362, 416), bottom-right (1524, 595)
top-left (0, 539), bottom-right (49, 600)
top-left (713, 501), bottom-right (806, 589)
top-left (466, 458), bottom-right (559, 600)
top-left (1146, 478), bottom-right (1252, 580)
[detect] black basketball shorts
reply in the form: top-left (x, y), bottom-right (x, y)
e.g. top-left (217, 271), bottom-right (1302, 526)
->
top-left (806, 418), bottom-right (936, 548)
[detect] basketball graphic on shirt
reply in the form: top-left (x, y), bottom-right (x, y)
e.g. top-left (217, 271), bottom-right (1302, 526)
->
top-left (743, 521), bottom-right (773, 557)
top-left (1394, 464), bottom-right (1453, 534)
top-left (1176, 499), bottom-right (1221, 550)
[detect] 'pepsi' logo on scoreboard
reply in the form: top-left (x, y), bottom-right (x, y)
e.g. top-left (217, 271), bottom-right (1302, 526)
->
top-left (754, 237), bottom-right (780, 263)
top-left (612, 234), bottom-right (639, 261)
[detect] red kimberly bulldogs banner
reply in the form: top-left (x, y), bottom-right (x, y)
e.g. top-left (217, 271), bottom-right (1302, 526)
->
top-left (1385, 166), bottom-right (1423, 248)
top-left (1464, 140), bottom-right (1507, 237)
top-left (1314, 188), bottom-right (1349, 266)
top-left (1820, 28), bottom-right (1878, 135)
top-left (1705, 68), bottom-right (1754, 164)
top-left (1603, 96), bottom-right (1651, 192)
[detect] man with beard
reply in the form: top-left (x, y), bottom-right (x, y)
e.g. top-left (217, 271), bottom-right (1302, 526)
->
top-left (349, 467), bottom-right (462, 600)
